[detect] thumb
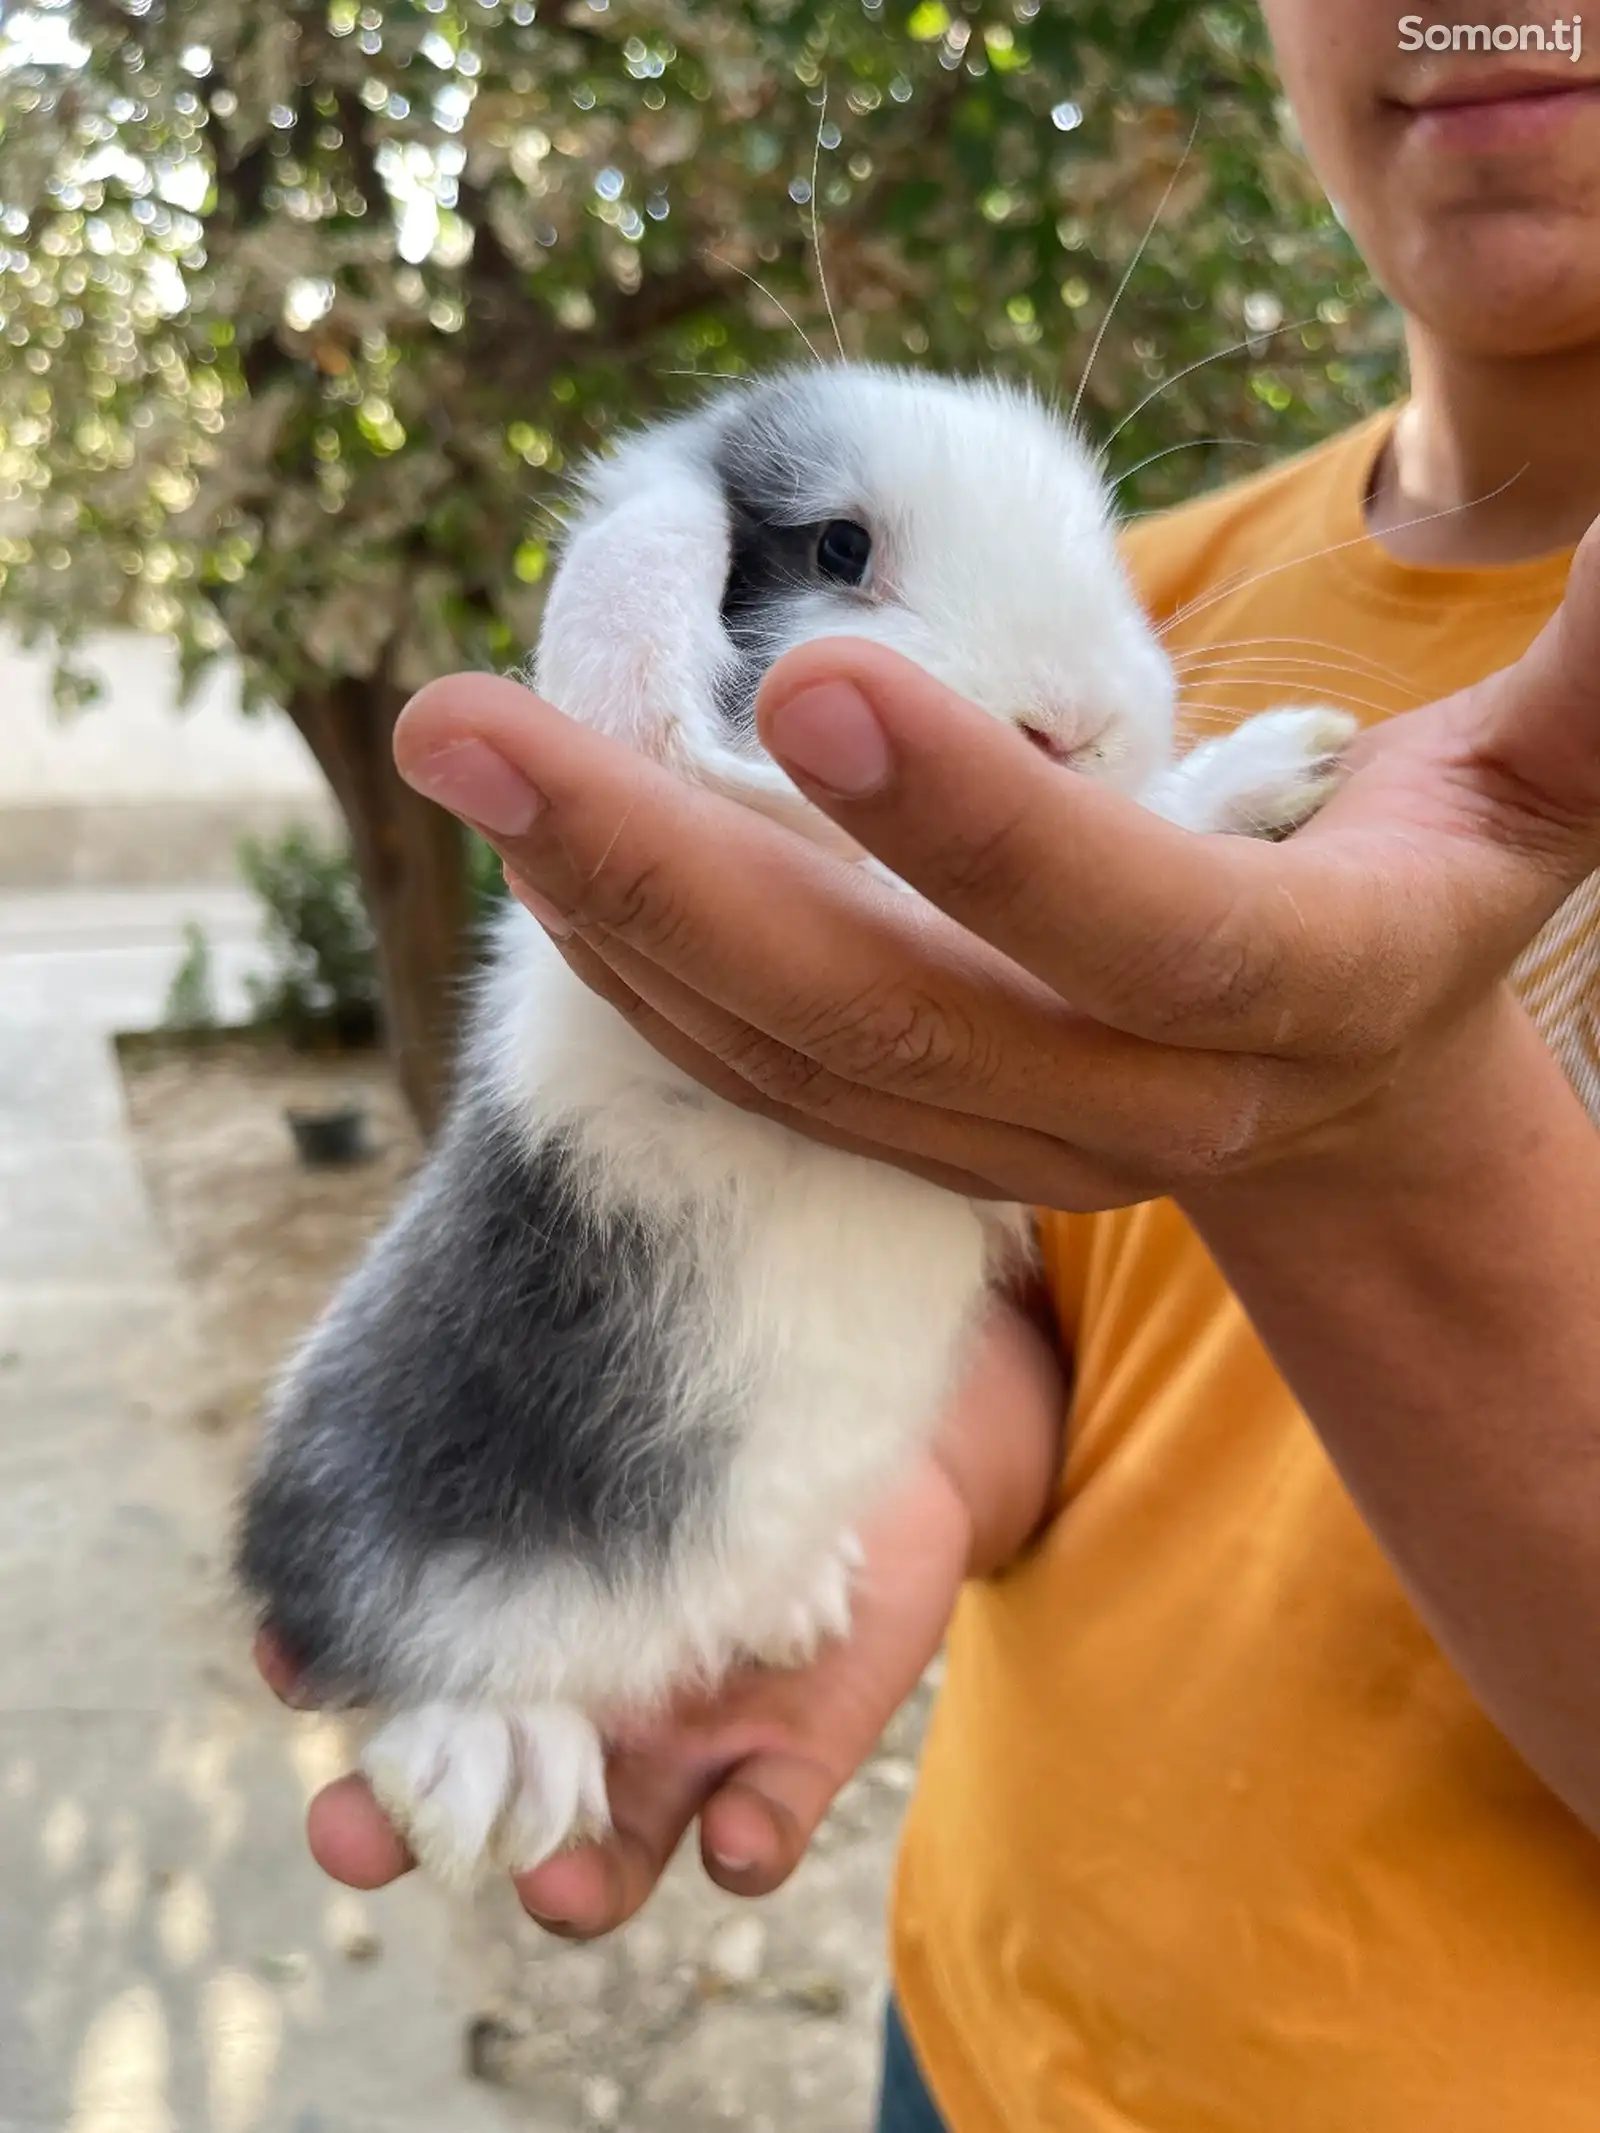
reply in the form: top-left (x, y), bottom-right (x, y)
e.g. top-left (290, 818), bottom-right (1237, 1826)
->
top-left (752, 635), bottom-right (1330, 1050)
top-left (1466, 513), bottom-right (1600, 886)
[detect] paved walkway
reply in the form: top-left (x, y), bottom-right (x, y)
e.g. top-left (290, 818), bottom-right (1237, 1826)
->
top-left (0, 890), bottom-right (512, 2133)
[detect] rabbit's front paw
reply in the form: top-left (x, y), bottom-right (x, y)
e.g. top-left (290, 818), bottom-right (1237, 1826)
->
top-left (362, 1702), bottom-right (609, 1889)
top-left (500, 1706), bottom-right (611, 1874)
top-left (743, 1531), bottom-right (863, 1671)
top-left (1152, 706), bottom-right (1359, 840)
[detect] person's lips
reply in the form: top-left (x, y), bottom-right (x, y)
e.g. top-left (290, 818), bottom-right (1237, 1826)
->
top-left (1392, 67), bottom-right (1600, 150)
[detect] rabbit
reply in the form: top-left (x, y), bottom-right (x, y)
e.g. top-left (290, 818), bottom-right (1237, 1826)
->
top-left (237, 364), bottom-right (1356, 1890)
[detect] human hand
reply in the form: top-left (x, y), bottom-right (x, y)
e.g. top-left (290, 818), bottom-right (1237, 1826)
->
top-left (392, 521), bottom-right (1600, 1211)
top-left (256, 1456), bottom-right (965, 1927)
top-left (256, 1296), bottom-right (1064, 1931)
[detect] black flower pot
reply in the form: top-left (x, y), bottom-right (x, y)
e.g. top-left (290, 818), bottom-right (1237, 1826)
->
top-left (285, 1101), bottom-right (371, 1167)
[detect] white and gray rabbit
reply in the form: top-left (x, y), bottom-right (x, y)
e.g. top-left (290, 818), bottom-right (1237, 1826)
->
top-left (237, 364), bottom-right (1354, 1889)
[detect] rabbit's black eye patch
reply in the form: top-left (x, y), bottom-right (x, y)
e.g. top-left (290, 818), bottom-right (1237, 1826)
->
top-left (816, 519), bottom-right (871, 586)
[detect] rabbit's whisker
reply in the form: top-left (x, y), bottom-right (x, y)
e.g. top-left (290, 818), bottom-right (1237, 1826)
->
top-left (1114, 436), bottom-right (1271, 490)
top-left (1070, 113), bottom-right (1201, 439)
top-left (1176, 658), bottom-right (1423, 710)
top-left (1099, 317), bottom-right (1322, 466)
top-left (708, 251), bottom-right (827, 368)
top-left (1170, 634), bottom-right (1421, 693)
top-left (810, 84), bottom-right (846, 365)
top-left (1156, 466), bottom-right (1530, 640)
top-left (1176, 682), bottom-right (1394, 723)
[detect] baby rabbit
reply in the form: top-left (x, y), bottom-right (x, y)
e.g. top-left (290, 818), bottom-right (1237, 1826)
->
top-left (238, 365), bottom-right (1354, 1889)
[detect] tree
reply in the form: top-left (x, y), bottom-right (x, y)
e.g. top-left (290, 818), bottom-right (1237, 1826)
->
top-left (0, 0), bottom-right (1399, 1131)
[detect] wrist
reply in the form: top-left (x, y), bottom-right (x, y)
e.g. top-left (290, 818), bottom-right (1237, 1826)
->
top-left (1183, 988), bottom-right (1527, 1238)
top-left (1178, 990), bottom-right (1594, 1315)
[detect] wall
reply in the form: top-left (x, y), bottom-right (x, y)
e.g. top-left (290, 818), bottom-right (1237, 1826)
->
top-left (0, 632), bottom-right (336, 886)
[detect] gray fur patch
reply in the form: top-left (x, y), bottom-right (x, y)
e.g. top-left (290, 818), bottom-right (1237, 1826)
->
top-left (236, 1091), bottom-right (726, 1700)
top-left (707, 378), bottom-right (870, 739)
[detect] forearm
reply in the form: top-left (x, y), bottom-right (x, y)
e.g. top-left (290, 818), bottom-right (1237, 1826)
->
top-left (932, 1291), bottom-right (1070, 1580)
top-left (1185, 990), bottom-right (1600, 1829)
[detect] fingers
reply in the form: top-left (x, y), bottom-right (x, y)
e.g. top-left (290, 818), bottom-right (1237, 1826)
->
top-left (307, 1774), bottom-right (414, 1889)
top-left (551, 899), bottom-right (1327, 1198)
top-left (254, 1628), bottom-right (678, 1921)
top-left (300, 1742), bottom-right (708, 1926)
top-left (699, 1753), bottom-right (851, 1897)
top-left (257, 1525), bottom-right (915, 1929)
top-left (405, 677), bottom-right (1307, 1180)
top-left (513, 1752), bottom-right (709, 1938)
top-left (504, 1716), bottom-right (853, 1924)
top-left (540, 911), bottom-right (1137, 1206)
top-left (253, 1629), bottom-right (312, 1707)
top-left (255, 1636), bottom-right (415, 1890)
top-left (403, 675), bottom-right (1074, 1096)
top-left (281, 1454), bottom-right (970, 1931)
top-left (541, 921), bottom-right (1005, 1195)
top-left (395, 666), bottom-right (1399, 1079)
top-left (758, 643), bottom-right (1480, 1063)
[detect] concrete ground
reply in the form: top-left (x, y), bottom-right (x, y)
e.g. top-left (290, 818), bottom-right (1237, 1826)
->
top-left (0, 888), bottom-right (515, 2133)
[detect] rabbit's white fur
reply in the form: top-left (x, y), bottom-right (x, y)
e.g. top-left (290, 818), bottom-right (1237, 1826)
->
top-left (239, 365), bottom-right (1354, 1889)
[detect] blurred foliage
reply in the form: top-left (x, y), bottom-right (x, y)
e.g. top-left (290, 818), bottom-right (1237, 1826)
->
top-left (233, 820), bottom-right (500, 1049)
top-left (467, 823), bottom-right (510, 921)
top-left (239, 819), bottom-right (382, 1043)
top-left (161, 914), bottom-right (220, 1029)
top-left (0, 0), bottom-right (1404, 720)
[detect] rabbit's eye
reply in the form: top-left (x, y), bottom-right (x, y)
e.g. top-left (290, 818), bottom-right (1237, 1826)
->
top-left (815, 519), bottom-right (872, 587)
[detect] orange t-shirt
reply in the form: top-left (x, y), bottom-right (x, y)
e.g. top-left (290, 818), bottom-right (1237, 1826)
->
top-left (890, 409), bottom-right (1600, 2130)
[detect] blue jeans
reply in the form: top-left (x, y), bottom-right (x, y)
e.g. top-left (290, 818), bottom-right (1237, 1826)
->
top-left (875, 1998), bottom-right (949, 2132)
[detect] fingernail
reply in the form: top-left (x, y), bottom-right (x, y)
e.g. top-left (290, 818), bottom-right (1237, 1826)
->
top-left (709, 1847), bottom-right (756, 1874)
top-left (766, 683), bottom-right (891, 797)
top-left (506, 871), bottom-right (573, 938)
top-left (405, 740), bottom-right (544, 835)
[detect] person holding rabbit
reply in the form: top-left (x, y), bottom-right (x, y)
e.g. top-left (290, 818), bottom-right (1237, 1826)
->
top-left (259, 2), bottom-right (1600, 2127)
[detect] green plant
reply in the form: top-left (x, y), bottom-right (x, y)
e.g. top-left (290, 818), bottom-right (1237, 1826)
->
top-left (467, 830), bottom-right (510, 931)
top-left (162, 919), bottom-right (220, 1034)
top-left (240, 823), bottom-right (381, 1047)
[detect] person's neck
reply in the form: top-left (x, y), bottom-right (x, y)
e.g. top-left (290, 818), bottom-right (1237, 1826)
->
top-left (1366, 328), bottom-right (1600, 566)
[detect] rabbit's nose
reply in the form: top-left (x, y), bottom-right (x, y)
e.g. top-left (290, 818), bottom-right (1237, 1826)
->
top-left (1019, 720), bottom-right (1107, 770)
top-left (1019, 720), bottom-right (1066, 759)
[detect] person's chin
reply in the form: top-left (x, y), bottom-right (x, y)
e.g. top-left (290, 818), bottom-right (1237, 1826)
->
top-left (1393, 223), bottom-right (1600, 356)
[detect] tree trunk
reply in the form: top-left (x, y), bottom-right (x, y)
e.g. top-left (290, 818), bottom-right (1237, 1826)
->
top-left (288, 675), bottom-right (469, 1138)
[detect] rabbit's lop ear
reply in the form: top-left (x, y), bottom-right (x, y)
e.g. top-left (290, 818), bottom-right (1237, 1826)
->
top-left (531, 460), bottom-right (733, 777)
top-left (530, 450), bottom-right (869, 864)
